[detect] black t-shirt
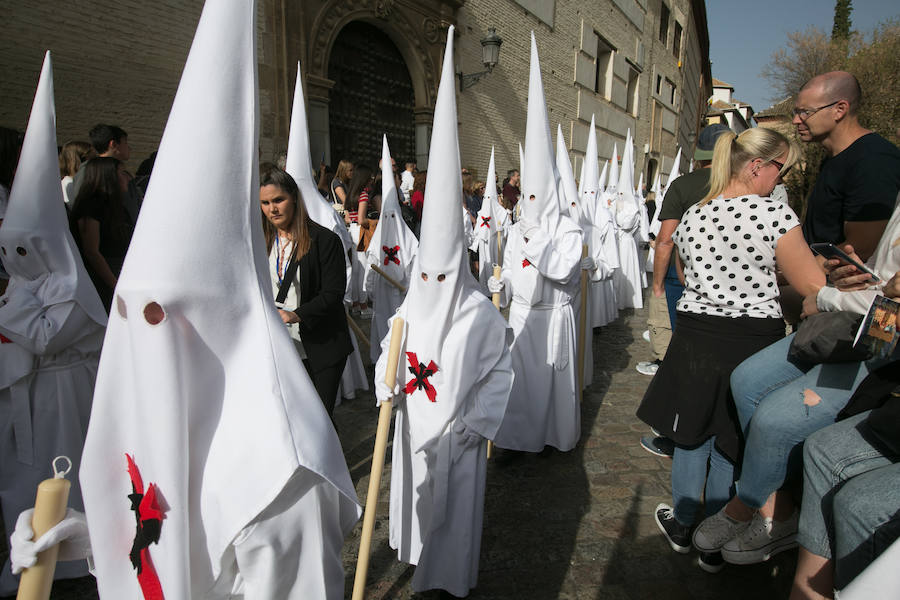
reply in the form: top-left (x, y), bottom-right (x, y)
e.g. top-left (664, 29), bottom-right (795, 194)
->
top-left (70, 193), bottom-right (134, 276)
top-left (657, 168), bottom-right (711, 267)
top-left (802, 132), bottom-right (900, 244)
top-left (657, 168), bottom-right (711, 222)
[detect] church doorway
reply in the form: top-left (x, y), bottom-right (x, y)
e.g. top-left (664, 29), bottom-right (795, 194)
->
top-left (328, 21), bottom-right (416, 171)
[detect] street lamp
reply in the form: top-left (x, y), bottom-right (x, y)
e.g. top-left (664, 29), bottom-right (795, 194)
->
top-left (458, 28), bottom-right (503, 91)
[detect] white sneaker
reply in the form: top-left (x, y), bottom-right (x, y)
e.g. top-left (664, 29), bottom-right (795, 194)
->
top-left (636, 360), bottom-right (661, 375)
top-left (692, 508), bottom-right (751, 553)
top-left (721, 511), bottom-right (798, 564)
top-left (642, 329), bottom-right (651, 343)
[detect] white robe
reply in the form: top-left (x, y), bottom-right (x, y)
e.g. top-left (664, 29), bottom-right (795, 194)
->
top-left (207, 469), bottom-right (349, 598)
top-left (338, 328), bottom-right (368, 402)
top-left (0, 283), bottom-right (103, 595)
top-left (374, 295), bottom-right (512, 597)
top-left (587, 204), bottom-right (620, 328)
top-left (364, 231), bottom-right (415, 364)
top-left (470, 206), bottom-right (509, 294)
top-left (613, 199), bottom-right (644, 309)
top-left (492, 217), bottom-right (582, 452)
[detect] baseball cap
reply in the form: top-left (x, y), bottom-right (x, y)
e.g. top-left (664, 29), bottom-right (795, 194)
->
top-left (693, 123), bottom-right (732, 161)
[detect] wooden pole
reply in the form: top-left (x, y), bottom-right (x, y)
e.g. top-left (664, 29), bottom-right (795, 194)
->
top-left (577, 244), bottom-right (589, 404)
top-left (486, 261), bottom-right (504, 460)
top-left (369, 264), bottom-right (407, 293)
top-left (17, 460), bottom-right (71, 600)
top-left (351, 317), bottom-right (405, 600)
top-left (345, 308), bottom-right (371, 349)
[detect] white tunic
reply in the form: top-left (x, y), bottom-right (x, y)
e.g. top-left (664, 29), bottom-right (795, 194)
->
top-left (614, 199), bottom-right (645, 309)
top-left (0, 285), bottom-right (103, 595)
top-left (493, 217), bottom-right (583, 452)
top-left (374, 294), bottom-right (512, 597)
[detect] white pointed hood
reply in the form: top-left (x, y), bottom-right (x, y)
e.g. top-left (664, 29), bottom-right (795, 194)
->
top-left (474, 146), bottom-right (507, 238)
top-left (608, 143), bottom-right (620, 191)
top-left (401, 24), bottom-right (479, 365)
top-left (285, 61), bottom-right (352, 253)
top-left (0, 52), bottom-right (107, 330)
top-left (599, 158), bottom-right (609, 193)
top-left (615, 136), bottom-right (635, 212)
top-left (556, 124), bottom-right (584, 226)
top-left (579, 115), bottom-right (600, 224)
top-left (636, 172), bottom-right (644, 199)
top-left (662, 146), bottom-right (683, 198)
top-left (366, 135), bottom-right (417, 279)
top-left (651, 171), bottom-right (662, 197)
top-left (79, 2), bottom-right (359, 597)
top-left (518, 142), bottom-right (525, 184)
top-left (520, 32), bottom-right (561, 232)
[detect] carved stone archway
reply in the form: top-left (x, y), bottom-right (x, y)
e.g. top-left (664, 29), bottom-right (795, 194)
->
top-left (302, 0), bottom-right (457, 168)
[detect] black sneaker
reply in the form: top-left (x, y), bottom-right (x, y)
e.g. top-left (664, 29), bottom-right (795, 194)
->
top-left (699, 551), bottom-right (725, 573)
top-left (641, 435), bottom-right (675, 458)
top-left (654, 503), bottom-right (691, 554)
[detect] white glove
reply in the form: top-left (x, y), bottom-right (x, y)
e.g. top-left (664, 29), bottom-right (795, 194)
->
top-left (375, 376), bottom-right (401, 407)
top-left (518, 216), bottom-right (539, 241)
top-left (581, 256), bottom-right (596, 271)
top-left (487, 276), bottom-right (504, 294)
top-left (10, 508), bottom-right (92, 575)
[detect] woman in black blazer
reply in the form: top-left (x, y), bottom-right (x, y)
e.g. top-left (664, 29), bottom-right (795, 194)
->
top-left (259, 167), bottom-right (352, 416)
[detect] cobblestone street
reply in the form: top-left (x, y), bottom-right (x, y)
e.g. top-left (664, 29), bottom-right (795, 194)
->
top-left (339, 301), bottom-right (797, 600)
top-left (3, 298), bottom-right (797, 600)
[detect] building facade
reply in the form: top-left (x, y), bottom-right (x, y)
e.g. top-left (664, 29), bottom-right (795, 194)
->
top-left (2, 0), bottom-right (710, 188)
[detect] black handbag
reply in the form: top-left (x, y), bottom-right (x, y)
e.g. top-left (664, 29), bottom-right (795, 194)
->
top-left (788, 311), bottom-right (872, 364)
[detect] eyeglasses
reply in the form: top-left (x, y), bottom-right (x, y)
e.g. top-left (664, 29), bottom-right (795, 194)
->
top-left (769, 159), bottom-right (791, 175)
top-left (791, 100), bottom-right (839, 120)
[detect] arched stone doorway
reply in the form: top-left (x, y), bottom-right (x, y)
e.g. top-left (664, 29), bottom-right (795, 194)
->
top-left (328, 21), bottom-right (416, 170)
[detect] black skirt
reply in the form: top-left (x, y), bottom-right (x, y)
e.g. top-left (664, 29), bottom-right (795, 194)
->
top-left (636, 311), bottom-right (785, 462)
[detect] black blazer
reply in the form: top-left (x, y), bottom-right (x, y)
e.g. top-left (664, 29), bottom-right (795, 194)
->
top-left (287, 220), bottom-right (352, 373)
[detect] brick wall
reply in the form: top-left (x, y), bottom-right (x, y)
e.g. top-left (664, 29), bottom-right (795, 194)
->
top-left (1, 1), bottom-right (279, 172)
top-left (456, 0), bottom-right (703, 185)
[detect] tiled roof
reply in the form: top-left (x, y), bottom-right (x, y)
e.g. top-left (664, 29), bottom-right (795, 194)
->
top-left (712, 77), bottom-right (733, 88)
top-left (754, 96), bottom-right (795, 119)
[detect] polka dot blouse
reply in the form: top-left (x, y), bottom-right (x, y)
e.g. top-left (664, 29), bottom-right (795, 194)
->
top-left (673, 194), bottom-right (800, 319)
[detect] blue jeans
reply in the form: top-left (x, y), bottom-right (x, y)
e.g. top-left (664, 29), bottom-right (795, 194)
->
top-left (663, 265), bottom-right (683, 329)
top-left (671, 436), bottom-right (734, 526)
top-left (730, 333), bottom-right (873, 508)
top-left (798, 411), bottom-right (900, 589)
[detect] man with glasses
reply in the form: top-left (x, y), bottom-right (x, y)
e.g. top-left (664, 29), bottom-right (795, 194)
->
top-left (794, 71), bottom-right (900, 261)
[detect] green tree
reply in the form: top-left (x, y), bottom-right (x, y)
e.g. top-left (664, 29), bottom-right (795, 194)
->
top-left (760, 19), bottom-right (899, 213)
top-left (832, 0), bottom-right (853, 41)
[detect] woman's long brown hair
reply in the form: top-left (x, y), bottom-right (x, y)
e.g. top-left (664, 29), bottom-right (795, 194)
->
top-left (260, 166), bottom-right (311, 261)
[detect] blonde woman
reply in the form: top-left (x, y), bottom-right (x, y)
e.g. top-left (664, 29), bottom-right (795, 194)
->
top-left (59, 141), bottom-right (95, 205)
top-left (637, 127), bottom-right (825, 572)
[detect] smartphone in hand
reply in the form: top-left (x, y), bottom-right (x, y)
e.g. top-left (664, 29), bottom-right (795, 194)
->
top-left (810, 242), bottom-right (880, 283)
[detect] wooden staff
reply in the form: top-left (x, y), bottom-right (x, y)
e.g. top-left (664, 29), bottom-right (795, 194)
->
top-left (577, 244), bottom-right (589, 404)
top-left (370, 264), bottom-right (407, 293)
top-left (487, 229), bottom-right (504, 459)
top-left (345, 307), bottom-right (371, 349)
top-left (352, 317), bottom-right (405, 600)
top-left (17, 457), bottom-right (71, 600)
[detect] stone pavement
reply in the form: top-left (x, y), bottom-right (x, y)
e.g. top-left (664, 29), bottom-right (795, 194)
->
top-left (2, 299), bottom-right (798, 600)
top-left (339, 302), bottom-right (797, 600)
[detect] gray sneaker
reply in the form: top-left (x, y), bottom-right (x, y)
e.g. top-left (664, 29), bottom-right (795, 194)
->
top-left (721, 511), bottom-right (798, 564)
top-left (636, 359), bottom-right (662, 375)
top-left (692, 508), bottom-right (751, 553)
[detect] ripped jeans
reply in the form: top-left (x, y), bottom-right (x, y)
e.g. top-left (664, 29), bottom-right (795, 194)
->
top-left (729, 333), bottom-right (873, 509)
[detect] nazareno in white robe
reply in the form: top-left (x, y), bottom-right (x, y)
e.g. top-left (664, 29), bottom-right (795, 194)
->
top-left (590, 194), bottom-right (621, 327)
top-left (613, 196), bottom-right (644, 309)
top-left (492, 216), bottom-right (583, 452)
top-left (0, 287), bottom-right (103, 594)
top-left (374, 290), bottom-right (512, 597)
